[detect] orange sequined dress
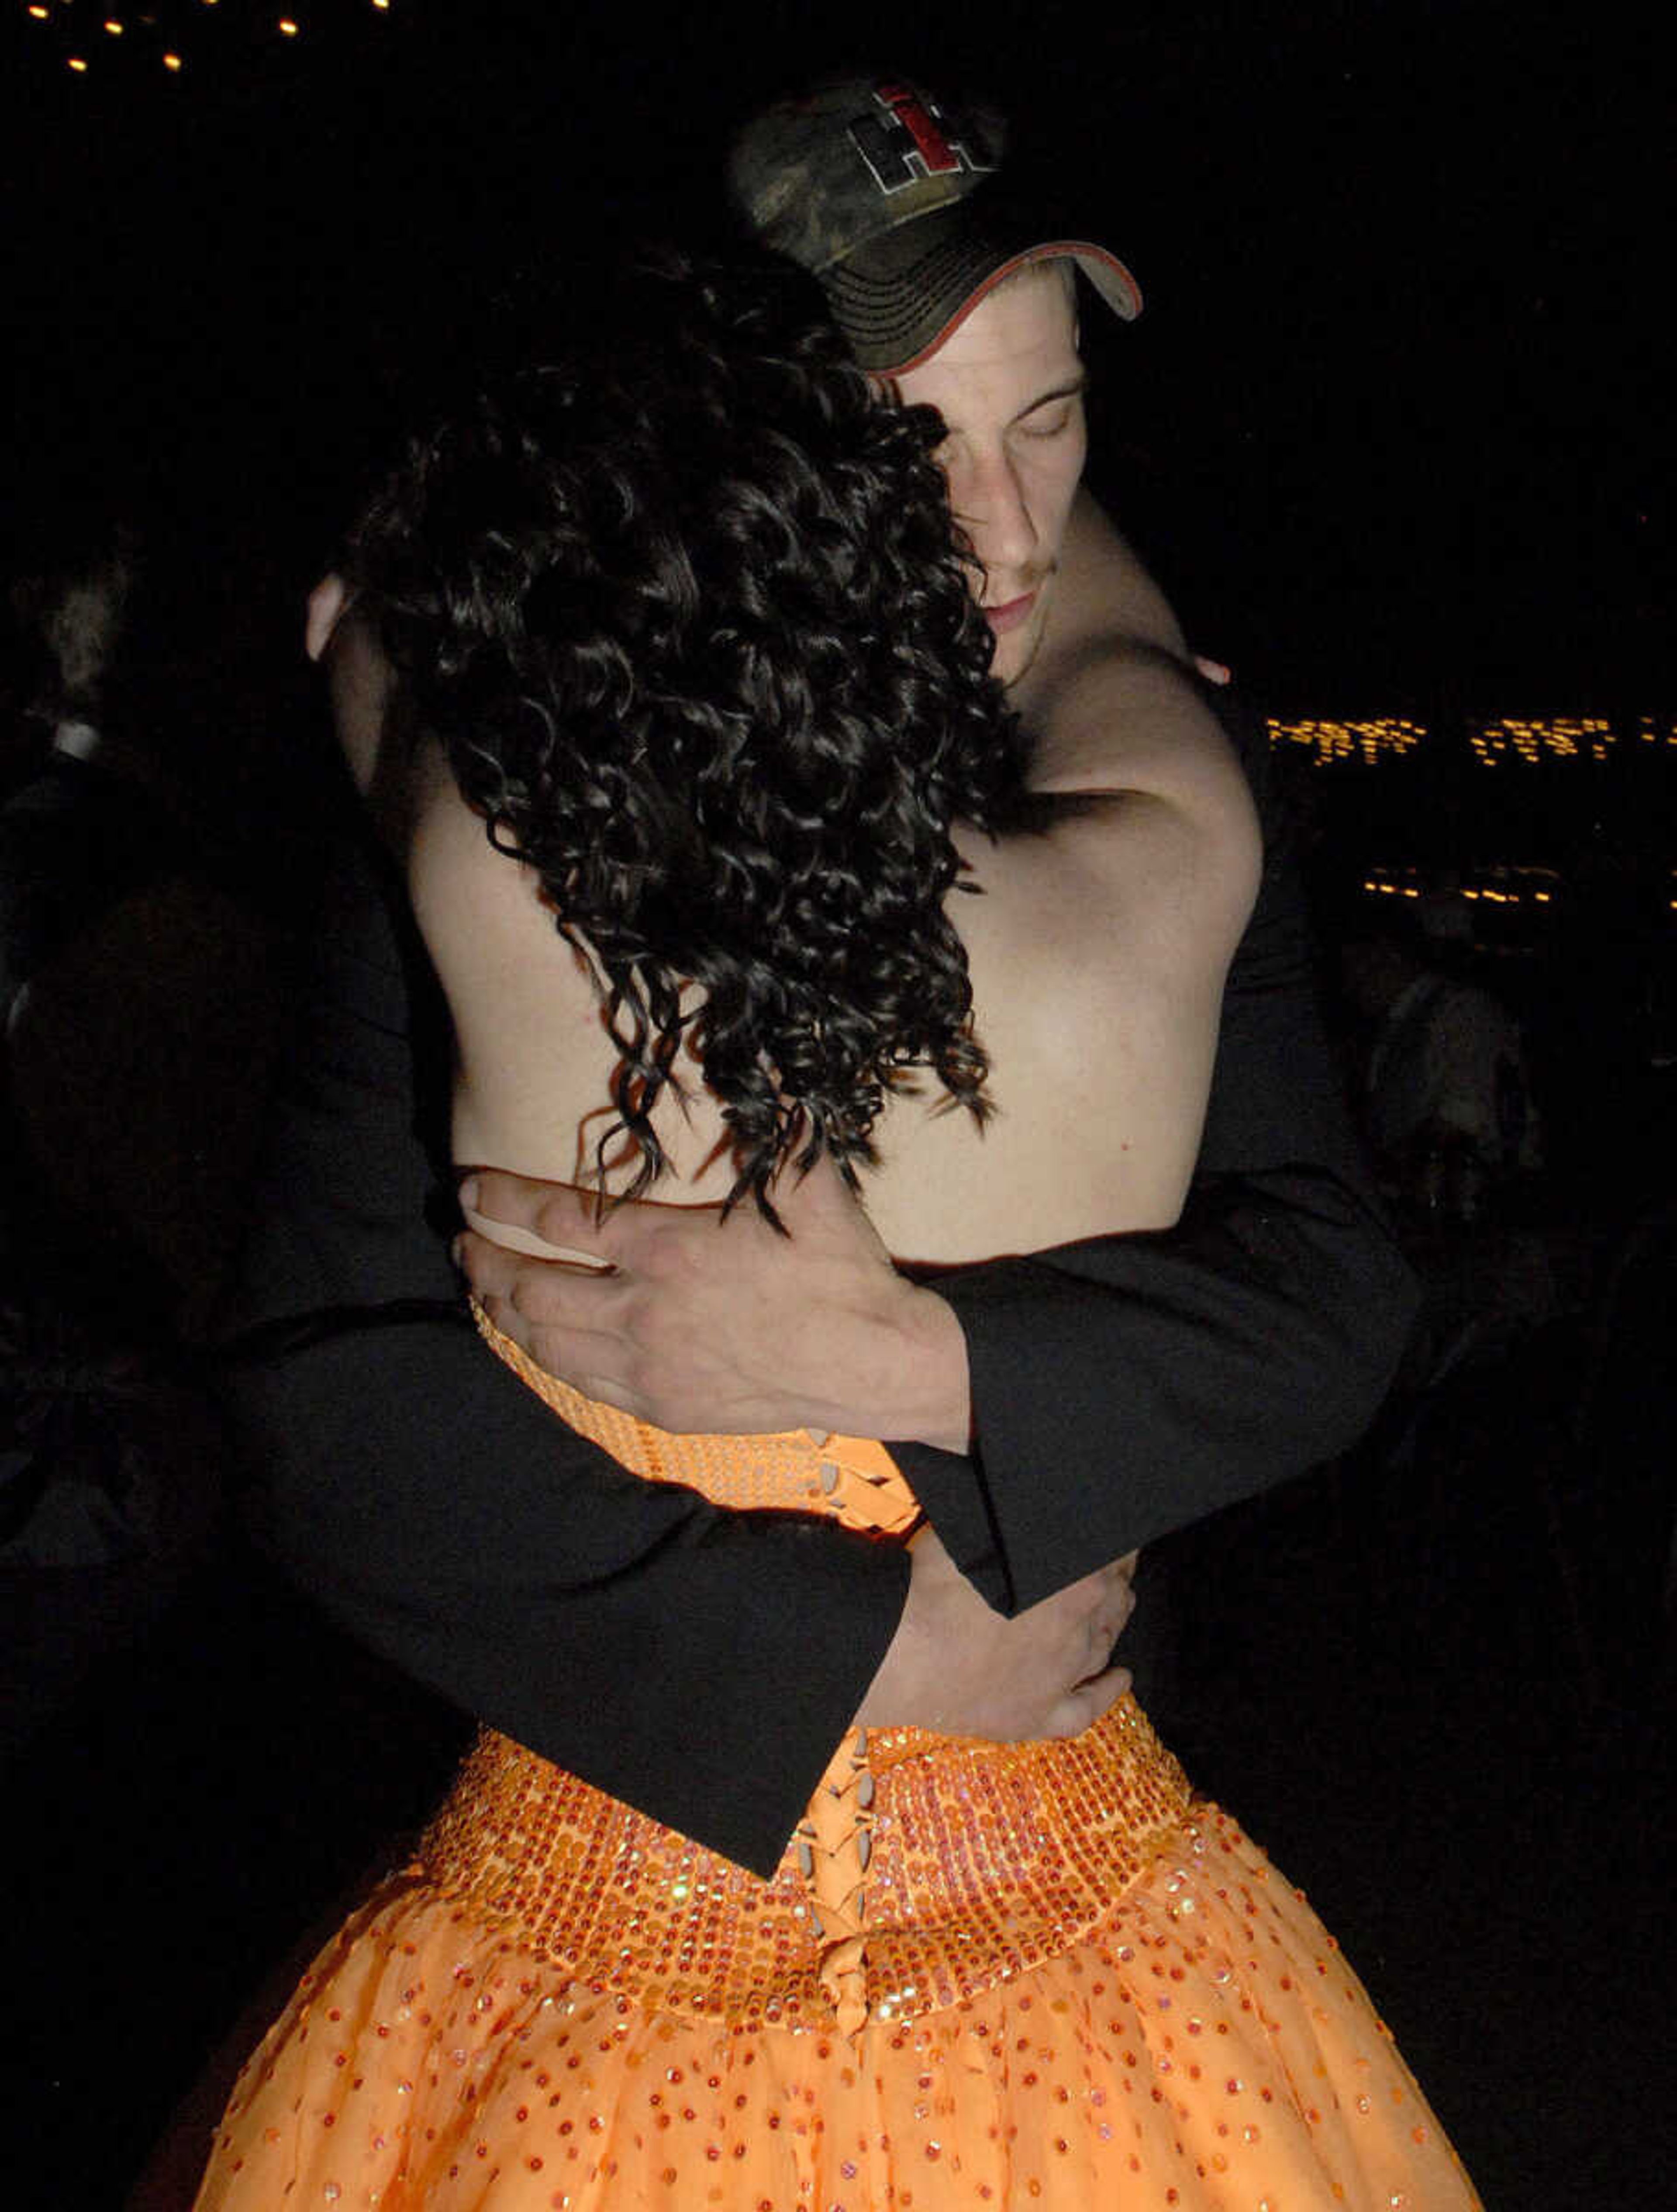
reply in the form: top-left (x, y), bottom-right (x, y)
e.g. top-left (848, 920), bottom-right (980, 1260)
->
top-left (193, 1322), bottom-right (1478, 2212)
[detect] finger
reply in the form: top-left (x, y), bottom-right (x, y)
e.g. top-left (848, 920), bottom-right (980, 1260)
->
top-left (1045, 1666), bottom-right (1132, 1738)
top-left (455, 1194), bottom-right (619, 1283)
top-left (455, 1223), bottom-right (616, 1312)
top-left (1040, 1568), bottom-right (1128, 1643)
top-left (1094, 1578), bottom-right (1137, 1647)
top-left (462, 1244), bottom-right (638, 1355)
top-left (457, 1234), bottom-right (617, 1339)
top-left (559, 1365), bottom-right (651, 1420)
top-left (1081, 1600), bottom-right (1132, 1680)
top-left (455, 1227), bottom-right (511, 1292)
top-left (469, 1284), bottom-right (532, 1358)
top-left (475, 1288), bottom-right (637, 1401)
top-left (1027, 1568), bottom-right (1109, 1623)
top-left (304, 574), bottom-right (350, 662)
top-left (460, 1169), bottom-right (616, 1256)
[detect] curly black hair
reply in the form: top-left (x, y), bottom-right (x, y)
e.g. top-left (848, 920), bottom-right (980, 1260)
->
top-left (346, 251), bottom-right (1027, 1217)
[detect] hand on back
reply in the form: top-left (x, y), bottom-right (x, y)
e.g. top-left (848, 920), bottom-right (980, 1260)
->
top-left (855, 1525), bottom-right (1137, 1741)
top-left (458, 1157), bottom-right (973, 1452)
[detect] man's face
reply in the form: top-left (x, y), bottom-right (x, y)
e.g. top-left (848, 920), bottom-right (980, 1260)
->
top-left (894, 264), bottom-right (1087, 687)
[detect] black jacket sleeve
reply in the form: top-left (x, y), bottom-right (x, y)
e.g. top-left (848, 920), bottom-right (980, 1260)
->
top-left (216, 816), bottom-right (907, 1878)
top-left (894, 702), bottom-right (1419, 1611)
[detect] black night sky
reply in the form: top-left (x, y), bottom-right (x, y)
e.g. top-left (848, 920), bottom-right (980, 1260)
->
top-left (6, 0), bottom-right (1670, 713)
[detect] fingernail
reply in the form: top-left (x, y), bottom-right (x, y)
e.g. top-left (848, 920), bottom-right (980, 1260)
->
top-left (449, 1235), bottom-right (465, 1272)
top-left (458, 1174), bottom-right (480, 1212)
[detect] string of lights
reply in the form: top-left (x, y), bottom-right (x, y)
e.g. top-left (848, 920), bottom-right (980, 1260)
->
top-left (1271, 716), bottom-right (1677, 769)
top-left (1470, 717), bottom-right (1615, 767)
top-left (1269, 718), bottom-right (1426, 766)
top-left (15, 0), bottom-right (396, 79)
top-left (1360, 864), bottom-right (1562, 913)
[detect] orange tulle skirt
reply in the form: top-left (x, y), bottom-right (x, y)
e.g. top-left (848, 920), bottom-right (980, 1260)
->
top-left (192, 1325), bottom-right (1477, 2210)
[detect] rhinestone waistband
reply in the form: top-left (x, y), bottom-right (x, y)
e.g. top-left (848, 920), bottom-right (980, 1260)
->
top-left (417, 1697), bottom-right (1194, 2034)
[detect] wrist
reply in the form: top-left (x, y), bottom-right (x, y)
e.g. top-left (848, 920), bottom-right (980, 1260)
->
top-left (893, 1283), bottom-right (973, 1452)
top-left (821, 1279), bottom-right (971, 1454)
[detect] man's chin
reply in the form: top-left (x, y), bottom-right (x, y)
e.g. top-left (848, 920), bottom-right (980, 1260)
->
top-left (983, 581), bottom-right (1052, 689)
top-left (990, 617), bottom-right (1046, 690)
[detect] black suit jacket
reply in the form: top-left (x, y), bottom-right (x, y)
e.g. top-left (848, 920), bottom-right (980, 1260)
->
top-left (216, 716), bottom-right (1415, 1877)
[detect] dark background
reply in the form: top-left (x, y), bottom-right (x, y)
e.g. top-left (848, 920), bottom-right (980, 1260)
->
top-left (5, 0), bottom-right (1670, 713)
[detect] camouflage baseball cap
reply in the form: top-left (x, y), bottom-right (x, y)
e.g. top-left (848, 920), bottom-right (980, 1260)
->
top-left (727, 74), bottom-right (1141, 374)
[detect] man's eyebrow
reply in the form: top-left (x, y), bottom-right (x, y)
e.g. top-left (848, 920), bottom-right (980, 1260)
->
top-left (1011, 371), bottom-right (1090, 424)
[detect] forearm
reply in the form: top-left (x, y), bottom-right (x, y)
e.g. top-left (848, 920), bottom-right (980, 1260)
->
top-left (732, 1267), bottom-right (974, 1455)
top-left (896, 1162), bottom-right (1414, 1611)
top-left (221, 1315), bottom-right (906, 1874)
top-left (708, 1140), bottom-right (1411, 1612)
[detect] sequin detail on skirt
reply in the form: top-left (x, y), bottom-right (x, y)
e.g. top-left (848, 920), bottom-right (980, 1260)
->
top-left (193, 1318), bottom-right (1479, 2209)
top-left (416, 1697), bottom-right (1194, 2032)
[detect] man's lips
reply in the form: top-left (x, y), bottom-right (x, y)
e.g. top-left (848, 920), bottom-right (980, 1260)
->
top-left (983, 590), bottom-right (1038, 634)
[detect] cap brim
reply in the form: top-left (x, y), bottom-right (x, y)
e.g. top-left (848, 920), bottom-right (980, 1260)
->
top-left (818, 190), bottom-right (1141, 374)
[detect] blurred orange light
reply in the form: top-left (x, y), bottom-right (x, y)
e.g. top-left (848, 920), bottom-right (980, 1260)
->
top-left (164, 52), bottom-right (183, 69)
top-left (28, 5), bottom-right (50, 19)
top-left (68, 55), bottom-right (88, 71)
top-left (279, 15), bottom-right (299, 31)
top-left (105, 17), bottom-right (124, 32)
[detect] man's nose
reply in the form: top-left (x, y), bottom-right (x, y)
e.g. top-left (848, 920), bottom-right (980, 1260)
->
top-left (948, 449), bottom-right (1038, 584)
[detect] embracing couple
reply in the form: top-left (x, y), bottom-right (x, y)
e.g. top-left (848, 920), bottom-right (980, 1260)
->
top-left (194, 73), bottom-right (1475, 2212)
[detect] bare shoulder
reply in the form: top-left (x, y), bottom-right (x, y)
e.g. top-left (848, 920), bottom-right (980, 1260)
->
top-left (987, 490), bottom-right (1258, 957)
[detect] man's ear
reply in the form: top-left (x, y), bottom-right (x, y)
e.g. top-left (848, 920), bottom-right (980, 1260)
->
top-left (305, 573), bottom-right (351, 663)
